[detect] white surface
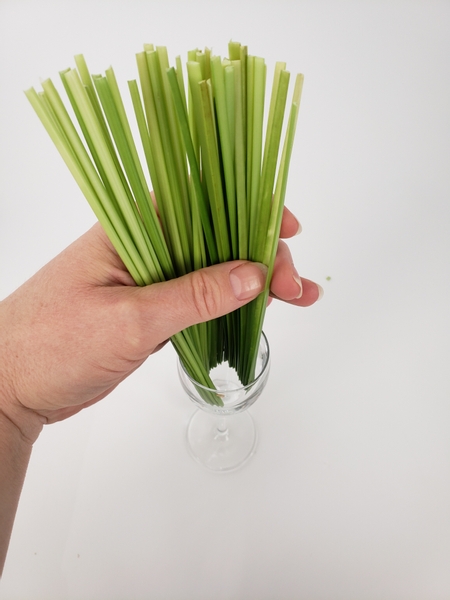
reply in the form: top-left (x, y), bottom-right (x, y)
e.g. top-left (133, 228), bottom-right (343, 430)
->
top-left (1, 1), bottom-right (450, 598)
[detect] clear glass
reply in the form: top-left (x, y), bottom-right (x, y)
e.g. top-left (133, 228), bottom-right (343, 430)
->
top-left (178, 332), bottom-right (270, 472)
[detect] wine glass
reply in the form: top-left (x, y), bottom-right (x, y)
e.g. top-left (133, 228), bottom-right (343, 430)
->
top-left (178, 332), bottom-right (270, 472)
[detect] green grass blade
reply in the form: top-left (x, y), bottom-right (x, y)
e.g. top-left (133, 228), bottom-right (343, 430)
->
top-left (156, 48), bottom-right (193, 258)
top-left (62, 68), bottom-right (156, 278)
top-left (244, 75), bottom-right (304, 383)
top-left (103, 69), bottom-right (175, 279)
top-left (25, 85), bottom-right (148, 285)
top-left (166, 67), bottom-right (218, 265)
top-left (232, 60), bottom-right (248, 261)
top-left (264, 74), bottom-right (304, 272)
top-left (247, 57), bottom-right (266, 253)
top-left (145, 50), bottom-right (191, 275)
top-left (250, 68), bottom-right (290, 262)
top-left (211, 56), bottom-right (237, 257)
top-left (198, 79), bottom-right (231, 263)
top-left (93, 75), bottom-right (165, 283)
top-left (136, 51), bottom-right (188, 275)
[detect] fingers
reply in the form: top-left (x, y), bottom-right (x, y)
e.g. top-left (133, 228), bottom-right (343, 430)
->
top-left (99, 203), bottom-right (320, 359)
top-left (136, 261), bottom-right (268, 347)
top-left (134, 243), bottom-right (321, 357)
top-left (279, 206), bottom-right (302, 238)
top-left (272, 206), bottom-right (324, 306)
top-left (270, 277), bottom-right (323, 307)
top-left (270, 239), bottom-right (323, 307)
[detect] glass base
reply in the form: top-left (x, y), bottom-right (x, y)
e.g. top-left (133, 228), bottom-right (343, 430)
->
top-left (186, 408), bottom-right (258, 473)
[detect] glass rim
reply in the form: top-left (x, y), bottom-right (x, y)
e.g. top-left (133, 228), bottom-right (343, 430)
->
top-left (178, 330), bottom-right (270, 394)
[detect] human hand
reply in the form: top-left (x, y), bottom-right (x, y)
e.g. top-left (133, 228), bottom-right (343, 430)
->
top-left (0, 207), bottom-right (322, 443)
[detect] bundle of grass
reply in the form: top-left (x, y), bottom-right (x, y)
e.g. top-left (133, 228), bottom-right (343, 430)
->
top-left (25, 42), bottom-right (303, 405)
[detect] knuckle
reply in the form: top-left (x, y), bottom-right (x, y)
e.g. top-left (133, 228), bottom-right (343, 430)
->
top-left (111, 292), bottom-right (147, 354)
top-left (188, 269), bottom-right (223, 322)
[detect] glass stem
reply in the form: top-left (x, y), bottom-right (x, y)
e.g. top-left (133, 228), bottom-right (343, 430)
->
top-left (215, 417), bottom-right (229, 438)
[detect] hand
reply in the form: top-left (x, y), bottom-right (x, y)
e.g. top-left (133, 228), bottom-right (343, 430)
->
top-left (0, 207), bottom-right (322, 573)
top-left (0, 207), bottom-right (322, 443)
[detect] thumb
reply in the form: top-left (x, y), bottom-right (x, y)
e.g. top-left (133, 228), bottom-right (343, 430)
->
top-left (137, 260), bottom-right (268, 345)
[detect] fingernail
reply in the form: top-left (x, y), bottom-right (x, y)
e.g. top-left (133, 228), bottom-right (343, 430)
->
top-left (317, 284), bottom-right (324, 301)
top-left (230, 263), bottom-right (267, 301)
top-left (294, 219), bottom-right (302, 236)
top-left (293, 274), bottom-right (303, 298)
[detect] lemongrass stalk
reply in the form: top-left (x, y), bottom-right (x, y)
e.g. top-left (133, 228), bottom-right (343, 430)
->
top-left (172, 331), bottom-right (222, 406)
top-left (195, 47), bottom-right (211, 81)
top-left (128, 79), bottom-right (166, 242)
top-left (229, 51), bottom-right (249, 373)
top-left (228, 41), bottom-right (241, 61)
top-left (247, 57), bottom-right (266, 252)
top-left (187, 50), bottom-right (200, 158)
top-left (211, 57), bottom-right (241, 370)
top-left (59, 67), bottom-right (121, 213)
top-left (74, 54), bottom-right (114, 154)
top-left (155, 48), bottom-right (193, 256)
top-left (224, 64), bottom-right (236, 168)
top-left (186, 58), bottom-right (210, 241)
top-left (223, 65), bottom-right (240, 377)
top-left (232, 60), bottom-right (248, 261)
top-left (33, 81), bottom-right (151, 284)
top-left (196, 63), bottom-right (234, 368)
top-left (244, 74), bottom-right (304, 383)
top-left (246, 55), bottom-right (255, 203)
top-left (92, 75), bottom-right (165, 283)
top-left (174, 58), bottom-right (203, 260)
top-left (145, 50), bottom-right (191, 275)
top-left (195, 51), bottom-right (206, 80)
top-left (105, 66), bottom-right (170, 271)
top-left (239, 63), bottom-right (291, 382)
top-left (104, 72), bottom-right (175, 279)
top-left (264, 74), bottom-right (304, 273)
top-left (210, 56), bottom-right (237, 257)
top-left (197, 79), bottom-right (231, 263)
top-left (239, 44), bottom-right (248, 163)
top-left (147, 55), bottom-right (216, 384)
top-left (135, 52), bottom-right (175, 261)
top-left (263, 61), bottom-right (287, 157)
top-left (250, 68), bottom-right (290, 263)
top-left (166, 67), bottom-right (218, 265)
top-left (62, 68), bottom-right (157, 276)
top-left (24, 86), bottom-right (148, 286)
top-left (105, 67), bottom-right (151, 194)
top-left (137, 52), bottom-right (190, 276)
top-left (74, 59), bottom-right (130, 203)
top-left (187, 61), bottom-right (230, 263)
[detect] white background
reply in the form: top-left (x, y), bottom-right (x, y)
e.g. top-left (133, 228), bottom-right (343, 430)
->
top-left (1, 1), bottom-right (450, 598)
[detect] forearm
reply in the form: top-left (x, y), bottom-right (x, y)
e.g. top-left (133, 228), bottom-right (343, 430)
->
top-left (0, 410), bottom-right (33, 576)
top-left (0, 299), bottom-right (44, 576)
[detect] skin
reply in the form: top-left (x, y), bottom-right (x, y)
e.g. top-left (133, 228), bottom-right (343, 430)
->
top-left (0, 207), bottom-right (322, 574)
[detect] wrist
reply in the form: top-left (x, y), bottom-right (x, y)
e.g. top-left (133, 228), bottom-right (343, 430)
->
top-left (0, 397), bottom-right (39, 577)
top-left (0, 399), bottom-right (44, 446)
top-left (0, 365), bottom-right (45, 446)
top-left (0, 300), bottom-right (45, 445)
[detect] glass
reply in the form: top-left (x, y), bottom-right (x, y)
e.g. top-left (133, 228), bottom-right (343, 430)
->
top-left (178, 332), bottom-right (270, 472)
